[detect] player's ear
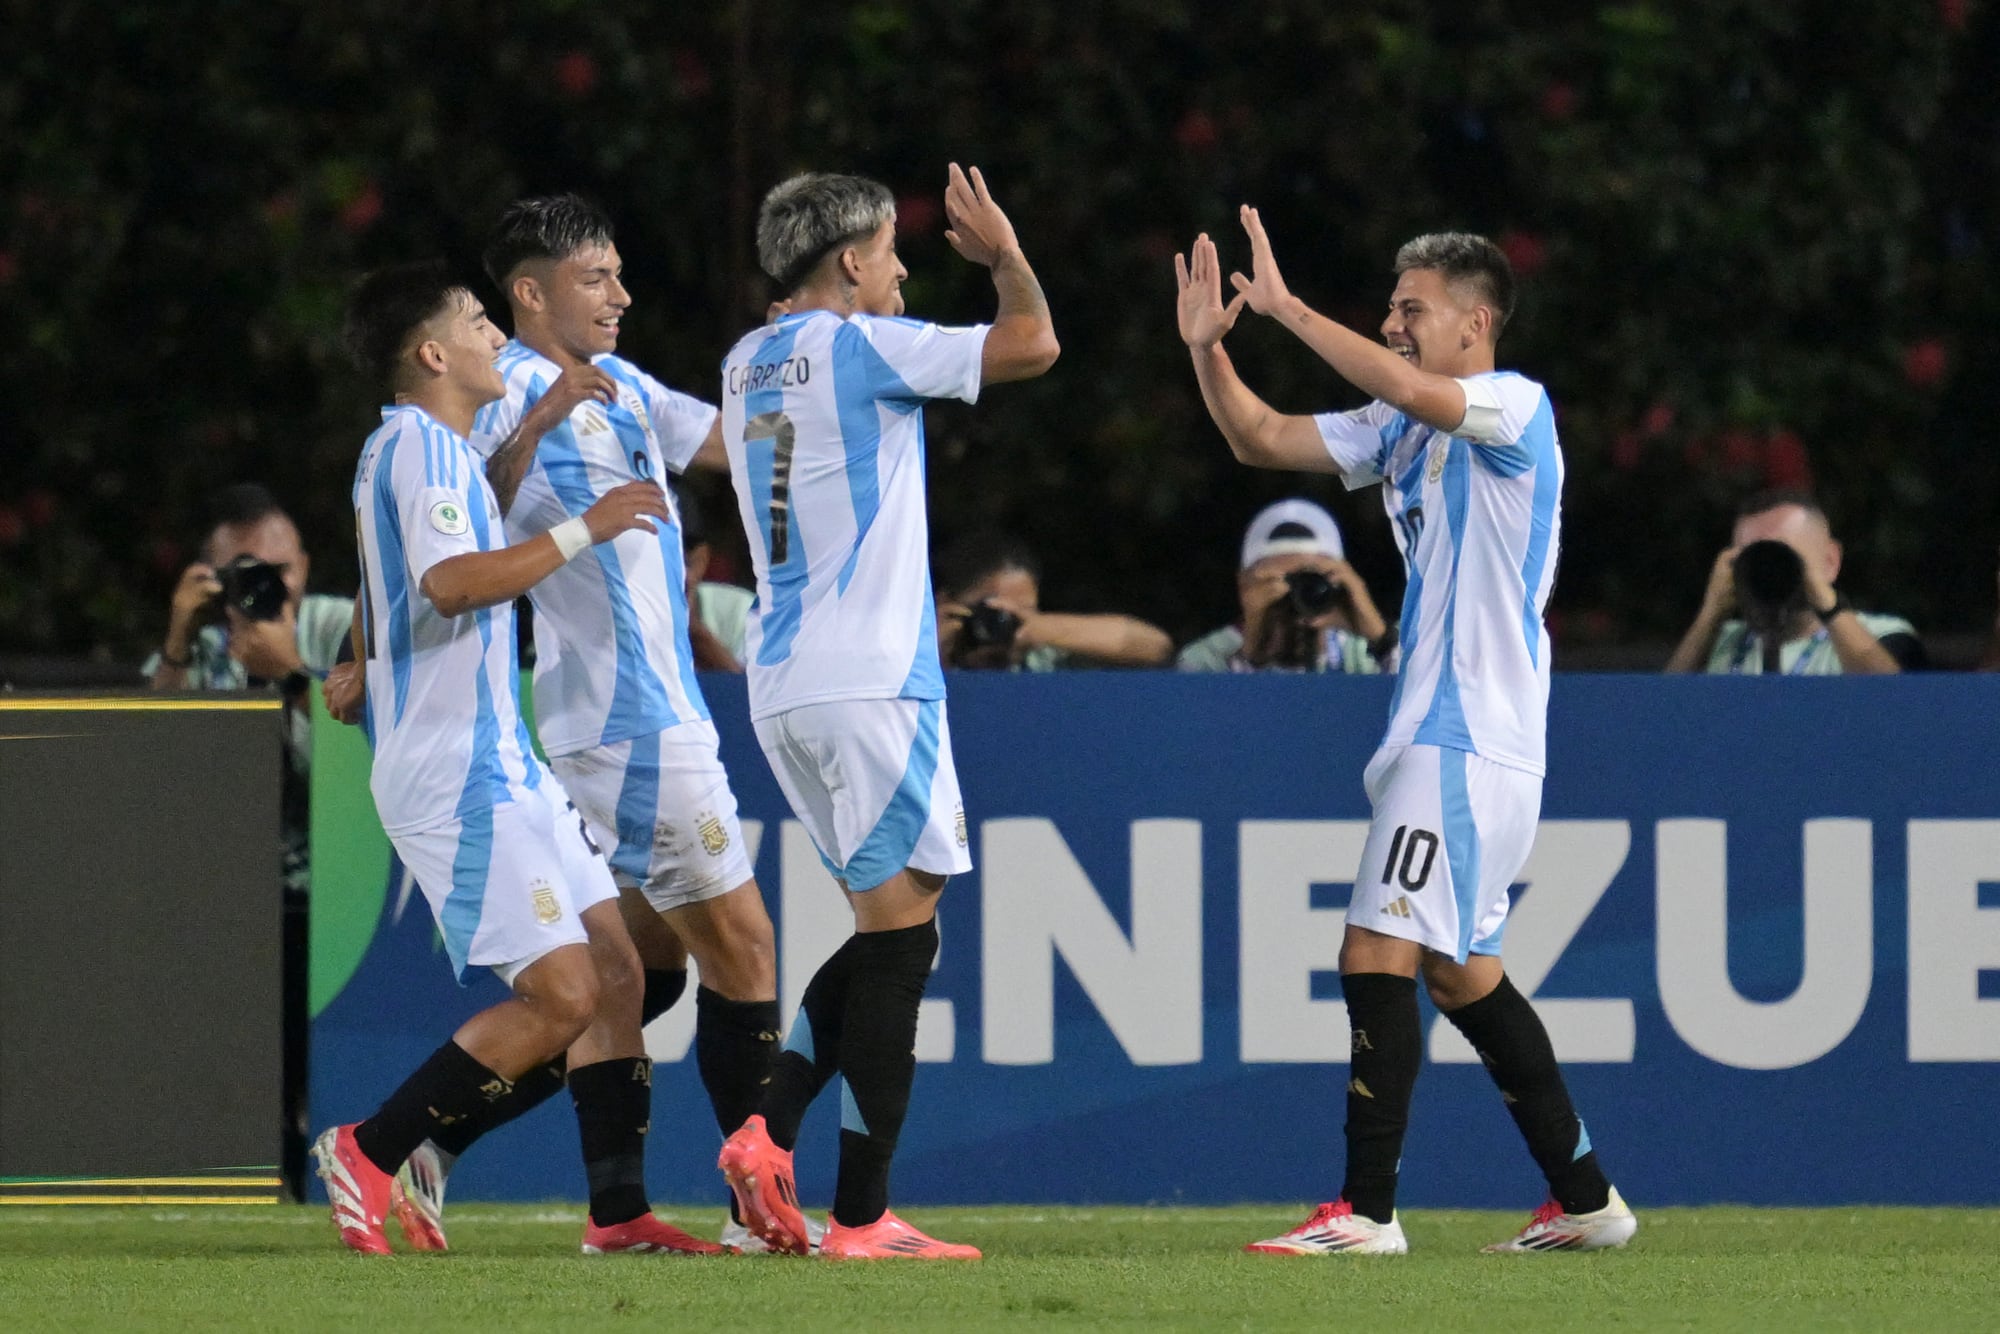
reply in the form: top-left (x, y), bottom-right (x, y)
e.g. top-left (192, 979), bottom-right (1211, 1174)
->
top-left (1824, 537), bottom-right (1843, 583)
top-left (511, 272), bottom-right (544, 314)
top-left (838, 244), bottom-right (866, 287)
top-left (413, 338), bottom-right (448, 378)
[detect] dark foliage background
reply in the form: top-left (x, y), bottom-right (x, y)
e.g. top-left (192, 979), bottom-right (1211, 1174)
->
top-left (2, 0), bottom-right (1994, 665)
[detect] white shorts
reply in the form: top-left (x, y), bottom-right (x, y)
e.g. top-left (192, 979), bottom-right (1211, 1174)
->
top-left (753, 698), bottom-right (971, 892)
top-left (550, 720), bottom-right (755, 913)
top-left (1349, 744), bottom-right (1542, 964)
top-left (390, 780), bottom-right (618, 984)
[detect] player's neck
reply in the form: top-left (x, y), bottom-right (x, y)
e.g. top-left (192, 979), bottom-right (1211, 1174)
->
top-left (397, 388), bottom-right (478, 440)
top-left (787, 282), bottom-right (857, 318)
top-left (513, 323), bottom-right (592, 372)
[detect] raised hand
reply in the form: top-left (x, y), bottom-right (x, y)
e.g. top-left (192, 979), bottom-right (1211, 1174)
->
top-left (524, 365), bottom-right (618, 433)
top-left (1175, 233), bottom-right (1248, 349)
top-left (1228, 205), bottom-right (1296, 317)
top-left (581, 479), bottom-right (672, 543)
top-left (943, 163), bottom-right (1021, 268)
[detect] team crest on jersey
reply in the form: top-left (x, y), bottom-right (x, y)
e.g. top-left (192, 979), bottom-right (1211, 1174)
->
top-left (696, 811), bottom-right (730, 856)
top-left (429, 500), bottom-right (469, 535)
top-left (1426, 437), bottom-right (1448, 485)
top-left (530, 880), bottom-right (562, 924)
top-left (954, 804), bottom-right (968, 848)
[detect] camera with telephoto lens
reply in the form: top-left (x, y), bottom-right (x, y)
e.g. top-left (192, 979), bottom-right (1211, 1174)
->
top-left (1732, 539), bottom-right (1807, 632)
top-left (1285, 569), bottom-right (1351, 618)
top-left (215, 555), bottom-right (290, 622)
top-left (960, 600), bottom-right (1021, 651)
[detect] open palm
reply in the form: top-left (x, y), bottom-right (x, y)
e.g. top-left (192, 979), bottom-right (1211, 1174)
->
top-left (1174, 233), bottom-right (1247, 349)
top-left (1228, 205), bottom-right (1295, 316)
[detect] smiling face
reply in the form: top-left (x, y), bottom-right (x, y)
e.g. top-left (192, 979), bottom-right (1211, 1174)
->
top-left (1380, 267), bottom-right (1491, 378)
top-left (842, 219), bottom-right (907, 317)
top-left (514, 241), bottom-right (630, 363)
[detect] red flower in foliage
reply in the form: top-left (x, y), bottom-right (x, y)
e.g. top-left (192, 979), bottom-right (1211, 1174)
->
top-left (0, 507), bottom-right (23, 547)
top-left (895, 194), bottom-right (941, 236)
top-left (1718, 426), bottom-right (1761, 472)
top-left (1762, 429), bottom-right (1811, 489)
top-left (1641, 401), bottom-right (1675, 436)
top-left (1540, 81), bottom-right (1579, 121)
top-left (1610, 429), bottom-right (1642, 471)
top-left (1902, 338), bottom-right (1948, 389)
top-left (1939, 0), bottom-right (1970, 30)
top-left (1497, 229), bottom-right (1547, 277)
top-left (554, 51), bottom-right (599, 99)
top-left (1174, 109), bottom-right (1219, 152)
top-left (339, 182), bottom-right (384, 234)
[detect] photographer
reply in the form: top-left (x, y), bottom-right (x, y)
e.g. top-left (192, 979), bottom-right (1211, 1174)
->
top-left (1179, 499), bottom-right (1396, 674)
top-left (935, 533), bottom-right (1173, 671)
top-left (1665, 489), bottom-right (1923, 675)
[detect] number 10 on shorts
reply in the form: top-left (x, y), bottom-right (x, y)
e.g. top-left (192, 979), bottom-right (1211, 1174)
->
top-left (1381, 825), bottom-right (1439, 892)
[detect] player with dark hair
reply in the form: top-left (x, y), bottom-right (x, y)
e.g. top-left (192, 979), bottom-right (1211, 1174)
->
top-left (379, 195), bottom-right (794, 1255)
top-left (713, 166), bottom-right (1057, 1260)
top-left (315, 260), bottom-right (712, 1257)
top-left (1176, 215), bottom-right (1638, 1254)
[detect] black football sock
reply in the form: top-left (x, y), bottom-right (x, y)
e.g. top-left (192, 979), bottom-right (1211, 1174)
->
top-left (427, 1057), bottom-right (566, 1158)
top-left (1444, 974), bottom-right (1612, 1214)
top-left (642, 968), bottom-right (689, 1026)
top-left (569, 1056), bottom-right (654, 1227)
top-left (695, 986), bottom-right (783, 1138)
top-left (353, 1041), bottom-right (513, 1175)
top-left (1338, 973), bottom-right (1422, 1225)
top-left (760, 936), bottom-right (859, 1151)
top-left (829, 920), bottom-right (937, 1228)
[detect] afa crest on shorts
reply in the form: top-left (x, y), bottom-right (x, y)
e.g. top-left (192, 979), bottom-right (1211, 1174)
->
top-left (530, 880), bottom-right (562, 925)
top-left (695, 810), bottom-right (730, 857)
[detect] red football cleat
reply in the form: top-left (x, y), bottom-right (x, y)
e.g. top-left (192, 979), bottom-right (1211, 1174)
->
top-left (820, 1210), bottom-right (981, 1261)
top-left (311, 1124), bottom-right (395, 1256)
top-left (717, 1115), bottom-right (811, 1256)
top-left (581, 1213), bottom-right (724, 1256)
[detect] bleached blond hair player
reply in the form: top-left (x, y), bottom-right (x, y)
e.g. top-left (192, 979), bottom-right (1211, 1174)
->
top-left (1176, 213), bottom-right (1636, 1255)
top-left (714, 165), bottom-right (1058, 1261)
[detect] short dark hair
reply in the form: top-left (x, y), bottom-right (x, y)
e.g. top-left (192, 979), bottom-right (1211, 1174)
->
top-left (1737, 488), bottom-right (1827, 522)
top-left (208, 483), bottom-right (284, 532)
top-left (343, 259), bottom-right (468, 389)
top-left (934, 532), bottom-right (1041, 601)
top-left (483, 193), bottom-right (616, 290)
top-left (1392, 232), bottom-right (1518, 333)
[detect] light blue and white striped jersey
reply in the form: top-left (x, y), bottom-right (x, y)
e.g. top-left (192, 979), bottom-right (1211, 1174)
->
top-left (1316, 371), bottom-right (1563, 775)
top-left (718, 310), bottom-right (990, 721)
top-left (353, 404), bottom-right (545, 835)
top-left (468, 342), bottom-right (719, 759)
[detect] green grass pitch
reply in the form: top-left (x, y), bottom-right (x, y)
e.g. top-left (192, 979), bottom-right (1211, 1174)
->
top-left (5, 1204), bottom-right (1997, 1331)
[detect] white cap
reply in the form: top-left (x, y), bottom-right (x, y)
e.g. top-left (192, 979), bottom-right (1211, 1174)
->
top-left (1239, 499), bottom-right (1344, 569)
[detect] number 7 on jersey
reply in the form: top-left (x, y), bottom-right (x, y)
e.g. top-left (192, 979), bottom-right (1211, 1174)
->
top-left (745, 410), bottom-right (798, 564)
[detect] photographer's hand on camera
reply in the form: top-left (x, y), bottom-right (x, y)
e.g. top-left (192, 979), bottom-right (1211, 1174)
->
top-left (1665, 546), bottom-right (1742, 673)
top-left (938, 598), bottom-right (1022, 670)
top-left (227, 601), bottom-right (306, 683)
top-left (152, 562), bottom-right (223, 685)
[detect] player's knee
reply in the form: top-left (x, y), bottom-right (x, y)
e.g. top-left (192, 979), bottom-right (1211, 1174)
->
top-left (530, 958), bottom-right (602, 1039)
top-left (591, 934), bottom-right (645, 1012)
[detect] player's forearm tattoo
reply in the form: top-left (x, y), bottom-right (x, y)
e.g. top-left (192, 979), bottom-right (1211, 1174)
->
top-left (484, 426), bottom-right (539, 516)
top-left (991, 248), bottom-right (1050, 323)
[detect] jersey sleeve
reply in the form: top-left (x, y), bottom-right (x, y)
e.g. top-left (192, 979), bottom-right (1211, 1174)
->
top-left (628, 364), bottom-right (719, 473)
top-left (1453, 374), bottom-right (1546, 448)
top-left (1313, 401), bottom-right (1404, 490)
top-left (390, 427), bottom-right (490, 587)
top-left (851, 317), bottom-right (991, 405)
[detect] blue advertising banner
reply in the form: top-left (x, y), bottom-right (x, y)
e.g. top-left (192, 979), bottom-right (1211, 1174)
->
top-left (310, 674), bottom-right (2000, 1209)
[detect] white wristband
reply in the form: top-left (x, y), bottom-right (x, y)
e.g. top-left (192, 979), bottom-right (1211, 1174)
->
top-left (548, 516), bottom-right (592, 563)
